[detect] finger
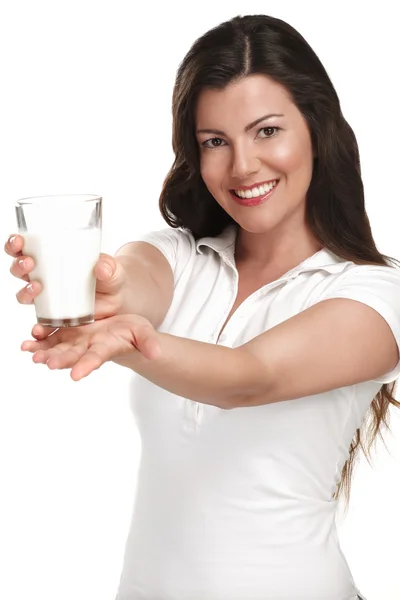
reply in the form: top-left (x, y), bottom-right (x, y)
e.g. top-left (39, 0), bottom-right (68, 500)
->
top-left (16, 281), bottom-right (43, 305)
top-left (94, 255), bottom-right (124, 294)
top-left (45, 342), bottom-right (88, 370)
top-left (94, 254), bottom-right (115, 280)
top-left (31, 341), bottom-right (78, 365)
top-left (31, 323), bottom-right (58, 339)
top-left (70, 343), bottom-right (109, 381)
top-left (10, 255), bottom-right (35, 282)
top-left (21, 339), bottom-right (49, 353)
top-left (32, 349), bottom-right (53, 364)
top-left (4, 234), bottom-right (24, 257)
top-left (31, 341), bottom-right (75, 364)
top-left (21, 330), bottom-right (62, 353)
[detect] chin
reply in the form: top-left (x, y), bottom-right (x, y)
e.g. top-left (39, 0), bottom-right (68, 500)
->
top-left (239, 224), bottom-right (276, 235)
top-left (230, 213), bottom-right (281, 234)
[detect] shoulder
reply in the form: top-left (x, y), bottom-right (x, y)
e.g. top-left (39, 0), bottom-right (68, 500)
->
top-left (135, 226), bottom-right (196, 269)
top-left (320, 262), bottom-right (400, 298)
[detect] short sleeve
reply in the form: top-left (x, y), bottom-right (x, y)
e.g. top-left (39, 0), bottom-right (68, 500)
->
top-left (320, 264), bottom-right (400, 384)
top-left (135, 227), bottom-right (194, 287)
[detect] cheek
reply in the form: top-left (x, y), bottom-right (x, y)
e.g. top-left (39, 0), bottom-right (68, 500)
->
top-left (200, 154), bottom-right (224, 186)
top-left (268, 136), bottom-right (313, 173)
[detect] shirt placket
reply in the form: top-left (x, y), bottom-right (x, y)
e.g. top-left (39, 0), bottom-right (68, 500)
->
top-left (183, 254), bottom-right (298, 432)
top-left (183, 257), bottom-right (239, 432)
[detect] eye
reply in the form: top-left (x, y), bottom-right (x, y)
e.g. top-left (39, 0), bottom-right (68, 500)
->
top-left (200, 137), bottom-right (226, 149)
top-left (258, 126), bottom-right (280, 138)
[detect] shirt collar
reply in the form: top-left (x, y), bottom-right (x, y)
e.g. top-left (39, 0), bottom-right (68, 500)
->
top-left (195, 223), bottom-right (352, 277)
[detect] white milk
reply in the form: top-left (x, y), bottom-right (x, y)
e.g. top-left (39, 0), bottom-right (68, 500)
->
top-left (22, 227), bottom-right (101, 321)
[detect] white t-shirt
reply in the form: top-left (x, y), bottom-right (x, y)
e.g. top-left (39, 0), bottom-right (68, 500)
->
top-left (115, 223), bottom-right (400, 600)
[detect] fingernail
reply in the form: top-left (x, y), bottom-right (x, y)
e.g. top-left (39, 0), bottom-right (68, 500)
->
top-left (9, 235), bottom-right (17, 246)
top-left (27, 283), bottom-right (34, 293)
top-left (103, 262), bottom-right (112, 276)
top-left (18, 258), bottom-right (25, 268)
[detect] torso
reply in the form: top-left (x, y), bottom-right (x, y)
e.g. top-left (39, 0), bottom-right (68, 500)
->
top-left (120, 232), bottom-right (361, 599)
top-left (215, 241), bottom-right (325, 343)
top-left (216, 296), bottom-right (246, 343)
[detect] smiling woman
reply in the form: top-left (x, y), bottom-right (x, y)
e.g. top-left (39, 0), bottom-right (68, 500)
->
top-left (7, 11), bottom-right (399, 600)
top-left (198, 115), bottom-right (282, 205)
top-left (143, 13), bottom-right (400, 600)
top-left (195, 76), bottom-right (317, 243)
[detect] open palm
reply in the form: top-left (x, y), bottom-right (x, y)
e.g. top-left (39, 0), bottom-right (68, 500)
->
top-left (21, 314), bottom-right (161, 381)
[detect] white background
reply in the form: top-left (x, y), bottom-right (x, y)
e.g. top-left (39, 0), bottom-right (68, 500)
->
top-left (1, 1), bottom-right (399, 599)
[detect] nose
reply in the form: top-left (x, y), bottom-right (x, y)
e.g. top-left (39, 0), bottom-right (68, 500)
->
top-left (230, 144), bottom-right (261, 180)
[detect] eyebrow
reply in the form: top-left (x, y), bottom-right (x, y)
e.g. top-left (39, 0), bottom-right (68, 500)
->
top-left (196, 113), bottom-right (285, 135)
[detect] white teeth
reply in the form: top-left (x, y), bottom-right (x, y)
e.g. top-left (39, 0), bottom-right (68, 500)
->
top-left (234, 180), bottom-right (278, 199)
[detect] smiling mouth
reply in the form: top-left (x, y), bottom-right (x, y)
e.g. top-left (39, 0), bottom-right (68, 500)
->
top-left (229, 180), bottom-right (279, 206)
top-left (231, 179), bottom-right (279, 199)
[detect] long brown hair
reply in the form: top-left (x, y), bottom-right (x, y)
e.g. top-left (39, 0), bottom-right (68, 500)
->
top-left (158, 14), bottom-right (400, 513)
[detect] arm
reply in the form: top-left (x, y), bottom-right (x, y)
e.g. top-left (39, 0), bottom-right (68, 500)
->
top-left (23, 297), bottom-right (398, 406)
top-left (113, 242), bottom-right (174, 328)
top-left (236, 298), bottom-right (399, 406)
top-left (116, 331), bottom-right (263, 409)
top-left (122, 298), bottom-right (399, 409)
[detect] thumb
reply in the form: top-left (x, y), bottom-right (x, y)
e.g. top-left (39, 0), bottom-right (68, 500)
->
top-left (94, 254), bottom-right (125, 294)
top-left (132, 321), bottom-right (161, 361)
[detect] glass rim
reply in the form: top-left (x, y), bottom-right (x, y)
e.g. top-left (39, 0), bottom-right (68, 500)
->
top-left (16, 194), bottom-right (102, 206)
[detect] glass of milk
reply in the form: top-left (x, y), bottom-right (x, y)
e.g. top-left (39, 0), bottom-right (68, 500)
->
top-left (15, 194), bottom-right (102, 327)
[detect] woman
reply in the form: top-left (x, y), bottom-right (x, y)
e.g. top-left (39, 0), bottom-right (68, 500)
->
top-left (5, 14), bottom-right (399, 600)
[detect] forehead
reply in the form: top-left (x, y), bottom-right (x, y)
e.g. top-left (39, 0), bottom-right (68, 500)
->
top-left (195, 74), bottom-right (296, 126)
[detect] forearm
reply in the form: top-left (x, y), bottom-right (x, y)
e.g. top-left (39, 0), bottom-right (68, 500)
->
top-left (117, 332), bottom-right (266, 409)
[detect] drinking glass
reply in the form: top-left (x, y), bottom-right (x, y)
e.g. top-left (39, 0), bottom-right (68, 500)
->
top-left (15, 194), bottom-right (102, 327)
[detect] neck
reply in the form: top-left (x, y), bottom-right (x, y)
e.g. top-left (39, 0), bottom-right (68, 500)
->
top-left (234, 226), bottom-right (323, 274)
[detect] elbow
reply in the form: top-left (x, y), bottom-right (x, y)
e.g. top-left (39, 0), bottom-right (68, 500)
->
top-left (227, 346), bottom-right (275, 408)
top-left (218, 394), bottom-right (255, 410)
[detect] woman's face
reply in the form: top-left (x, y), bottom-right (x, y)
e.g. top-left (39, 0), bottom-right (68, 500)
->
top-left (195, 74), bottom-right (316, 235)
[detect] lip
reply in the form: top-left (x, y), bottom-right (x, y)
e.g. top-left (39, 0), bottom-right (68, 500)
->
top-left (230, 178), bottom-right (279, 192)
top-left (230, 180), bottom-right (279, 207)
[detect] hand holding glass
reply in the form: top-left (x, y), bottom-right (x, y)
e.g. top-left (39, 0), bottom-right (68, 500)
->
top-left (15, 194), bottom-right (102, 327)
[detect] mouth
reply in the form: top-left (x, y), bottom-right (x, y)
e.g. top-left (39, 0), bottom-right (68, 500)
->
top-left (229, 179), bottom-right (280, 207)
